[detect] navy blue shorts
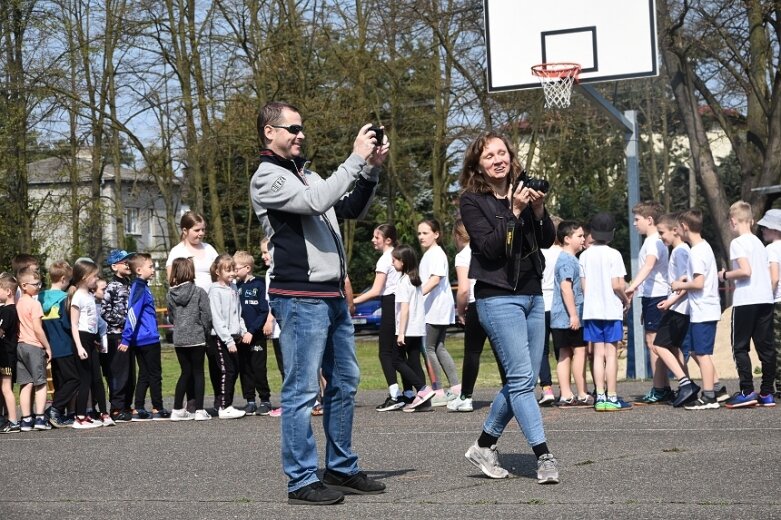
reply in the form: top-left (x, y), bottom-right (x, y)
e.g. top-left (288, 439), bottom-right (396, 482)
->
top-left (583, 320), bottom-right (623, 343)
top-left (641, 296), bottom-right (666, 332)
top-left (689, 321), bottom-right (717, 355)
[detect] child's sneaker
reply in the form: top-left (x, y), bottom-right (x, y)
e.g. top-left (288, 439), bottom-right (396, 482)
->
top-left (672, 382), bottom-right (700, 407)
top-left (72, 416), bottom-right (101, 429)
top-left (725, 390), bottom-right (758, 409)
top-left (151, 408), bottom-right (171, 421)
top-left (448, 396), bottom-right (474, 412)
top-left (34, 415), bottom-right (51, 430)
top-left (131, 408), bottom-right (153, 421)
top-left (465, 442), bottom-right (509, 479)
top-left (194, 409), bottom-right (212, 421)
top-left (20, 417), bottom-right (34, 432)
top-left (536, 453), bottom-right (560, 484)
top-left (538, 386), bottom-right (555, 406)
top-left (170, 408), bottom-right (194, 421)
top-left (757, 393), bottom-right (776, 407)
top-left (375, 396), bottom-right (405, 412)
top-left (218, 406), bottom-right (246, 419)
top-left (100, 413), bottom-right (116, 427)
top-left (257, 402), bottom-right (273, 416)
top-left (715, 385), bottom-right (730, 403)
top-left (244, 402), bottom-right (258, 416)
top-left (594, 394), bottom-right (607, 411)
top-left (403, 389), bottom-right (436, 412)
top-left (576, 394), bottom-right (595, 407)
top-left (269, 407), bottom-right (282, 417)
top-left (684, 395), bottom-right (720, 410)
top-left (0, 421), bottom-right (20, 433)
top-left (112, 410), bottom-right (133, 422)
top-left (431, 389), bottom-right (456, 407)
top-left (640, 387), bottom-right (674, 404)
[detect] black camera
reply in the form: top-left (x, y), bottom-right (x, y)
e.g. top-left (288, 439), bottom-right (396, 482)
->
top-left (524, 177), bottom-right (550, 193)
top-left (368, 126), bottom-right (384, 146)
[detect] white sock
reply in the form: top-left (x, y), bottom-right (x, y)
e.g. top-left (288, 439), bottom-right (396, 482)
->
top-left (389, 384), bottom-right (400, 399)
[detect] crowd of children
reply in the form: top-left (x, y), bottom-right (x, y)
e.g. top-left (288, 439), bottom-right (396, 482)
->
top-left (1, 201), bottom-right (780, 433)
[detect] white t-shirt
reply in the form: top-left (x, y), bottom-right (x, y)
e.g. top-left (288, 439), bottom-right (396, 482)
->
top-left (667, 242), bottom-right (690, 315)
top-left (541, 245), bottom-right (563, 311)
top-left (376, 249), bottom-right (401, 297)
top-left (579, 244), bottom-right (626, 321)
top-left (638, 233), bottom-right (670, 298)
top-left (419, 245), bottom-right (455, 325)
top-left (264, 270), bottom-right (280, 339)
top-left (167, 242), bottom-right (220, 291)
top-left (766, 241), bottom-right (781, 302)
top-left (688, 240), bottom-right (722, 323)
top-left (454, 244), bottom-right (476, 304)
top-left (730, 233), bottom-right (773, 307)
top-left (395, 274), bottom-right (426, 337)
top-left (71, 288), bottom-right (98, 334)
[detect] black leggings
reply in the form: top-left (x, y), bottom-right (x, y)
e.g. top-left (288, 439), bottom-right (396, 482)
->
top-left (207, 336), bottom-right (239, 409)
top-left (378, 295), bottom-right (411, 390)
top-left (76, 331), bottom-right (107, 416)
top-left (51, 354), bottom-right (79, 412)
top-left (461, 304), bottom-right (506, 397)
top-left (175, 345), bottom-right (205, 410)
top-left (392, 336), bottom-right (427, 391)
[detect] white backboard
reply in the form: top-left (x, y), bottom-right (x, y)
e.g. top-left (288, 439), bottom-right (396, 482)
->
top-left (484, 0), bottom-right (659, 92)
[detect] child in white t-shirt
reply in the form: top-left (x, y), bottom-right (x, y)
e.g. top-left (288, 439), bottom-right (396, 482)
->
top-left (719, 201), bottom-right (776, 408)
top-left (758, 209), bottom-right (781, 397)
top-left (417, 219), bottom-right (459, 405)
top-left (391, 245), bottom-right (436, 412)
top-left (625, 202), bottom-right (671, 403)
top-left (579, 212), bottom-right (631, 412)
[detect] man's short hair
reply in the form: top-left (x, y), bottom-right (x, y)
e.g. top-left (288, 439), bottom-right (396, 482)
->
top-left (48, 260), bottom-right (72, 284)
top-left (729, 200), bottom-right (753, 223)
top-left (257, 102), bottom-right (301, 146)
top-left (679, 209), bottom-right (704, 233)
top-left (233, 251), bottom-right (255, 269)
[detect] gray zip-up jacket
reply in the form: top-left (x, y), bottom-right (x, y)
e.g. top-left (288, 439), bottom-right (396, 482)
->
top-left (250, 150), bottom-right (380, 298)
top-left (166, 282), bottom-right (212, 347)
top-left (208, 282), bottom-right (247, 346)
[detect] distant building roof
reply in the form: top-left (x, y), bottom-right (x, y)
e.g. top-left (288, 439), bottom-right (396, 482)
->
top-left (27, 155), bottom-right (169, 185)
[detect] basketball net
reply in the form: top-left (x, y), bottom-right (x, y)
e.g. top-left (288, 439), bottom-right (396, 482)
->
top-left (531, 63), bottom-right (581, 109)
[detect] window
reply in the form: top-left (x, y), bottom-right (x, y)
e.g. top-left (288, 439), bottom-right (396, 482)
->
top-left (125, 208), bottom-right (140, 235)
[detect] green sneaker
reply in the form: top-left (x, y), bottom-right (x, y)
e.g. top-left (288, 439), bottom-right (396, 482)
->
top-left (601, 398), bottom-right (621, 411)
top-left (594, 394), bottom-right (607, 411)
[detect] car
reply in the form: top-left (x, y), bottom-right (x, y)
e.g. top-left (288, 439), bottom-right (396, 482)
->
top-left (351, 292), bottom-right (382, 332)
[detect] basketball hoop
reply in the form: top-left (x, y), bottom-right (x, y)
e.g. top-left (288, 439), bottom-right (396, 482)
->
top-left (531, 63), bottom-right (581, 109)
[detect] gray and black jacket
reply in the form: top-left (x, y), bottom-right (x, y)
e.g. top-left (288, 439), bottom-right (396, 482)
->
top-left (208, 282), bottom-right (247, 347)
top-left (102, 275), bottom-right (130, 335)
top-left (250, 149), bottom-right (379, 298)
top-left (166, 281), bottom-right (212, 347)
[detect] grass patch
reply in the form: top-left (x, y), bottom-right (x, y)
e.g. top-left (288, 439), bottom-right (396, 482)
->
top-left (157, 332), bottom-right (511, 398)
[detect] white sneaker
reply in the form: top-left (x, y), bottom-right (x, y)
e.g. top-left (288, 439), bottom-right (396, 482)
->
top-left (170, 409), bottom-right (195, 421)
top-left (218, 406), bottom-right (246, 419)
top-left (448, 397), bottom-right (473, 412)
top-left (72, 416), bottom-right (101, 430)
top-left (194, 409), bottom-right (212, 421)
top-left (99, 413), bottom-right (116, 427)
top-left (431, 390), bottom-right (456, 407)
top-left (465, 442), bottom-right (509, 479)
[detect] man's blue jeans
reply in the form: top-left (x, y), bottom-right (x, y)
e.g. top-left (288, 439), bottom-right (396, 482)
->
top-left (476, 294), bottom-right (547, 447)
top-left (269, 296), bottom-right (361, 492)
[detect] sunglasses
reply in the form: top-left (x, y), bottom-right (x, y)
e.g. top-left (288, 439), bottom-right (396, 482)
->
top-left (269, 124), bottom-right (304, 135)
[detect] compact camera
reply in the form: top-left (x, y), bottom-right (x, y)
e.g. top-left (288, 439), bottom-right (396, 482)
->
top-left (368, 126), bottom-right (384, 146)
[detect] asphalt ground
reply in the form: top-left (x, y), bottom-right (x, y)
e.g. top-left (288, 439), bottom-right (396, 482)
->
top-left (1, 379), bottom-right (779, 520)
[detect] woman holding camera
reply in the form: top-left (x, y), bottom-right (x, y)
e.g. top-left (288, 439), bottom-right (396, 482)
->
top-left (458, 131), bottom-right (559, 484)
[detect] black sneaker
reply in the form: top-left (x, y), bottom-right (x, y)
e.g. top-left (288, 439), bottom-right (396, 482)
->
top-left (113, 410), bottom-right (133, 423)
top-left (672, 382), bottom-right (700, 407)
top-left (375, 396), bottom-right (404, 412)
top-left (715, 385), bottom-right (730, 403)
top-left (0, 421), bottom-right (20, 434)
top-left (46, 407), bottom-right (70, 429)
top-left (322, 470), bottom-right (386, 495)
top-left (257, 402), bottom-right (272, 416)
top-left (244, 402), bottom-right (258, 416)
top-left (287, 481), bottom-right (344, 505)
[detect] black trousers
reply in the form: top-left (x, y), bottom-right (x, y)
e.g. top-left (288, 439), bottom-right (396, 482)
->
top-left (174, 345), bottom-right (205, 410)
top-left (271, 338), bottom-right (284, 377)
top-left (392, 336), bottom-right (426, 391)
top-left (207, 336), bottom-right (239, 409)
top-left (51, 354), bottom-right (79, 412)
top-left (461, 303), bottom-right (506, 397)
top-left (99, 336), bottom-right (118, 405)
top-left (134, 343), bottom-right (163, 410)
top-left (538, 310), bottom-right (554, 387)
top-left (109, 334), bottom-right (136, 411)
top-left (732, 303), bottom-right (777, 395)
top-left (76, 331), bottom-right (107, 416)
top-left (238, 337), bottom-right (271, 403)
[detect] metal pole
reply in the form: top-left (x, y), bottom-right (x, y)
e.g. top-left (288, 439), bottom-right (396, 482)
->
top-left (624, 109), bottom-right (646, 380)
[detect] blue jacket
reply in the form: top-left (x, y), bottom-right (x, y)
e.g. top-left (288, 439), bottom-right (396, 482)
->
top-left (121, 278), bottom-right (159, 347)
top-left (39, 289), bottom-right (74, 359)
top-left (236, 276), bottom-right (269, 336)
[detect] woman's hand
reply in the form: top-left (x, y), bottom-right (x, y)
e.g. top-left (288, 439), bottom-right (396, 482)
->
top-left (511, 181), bottom-right (545, 218)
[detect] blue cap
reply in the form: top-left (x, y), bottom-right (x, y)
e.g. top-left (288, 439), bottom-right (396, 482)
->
top-left (106, 249), bottom-right (133, 266)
